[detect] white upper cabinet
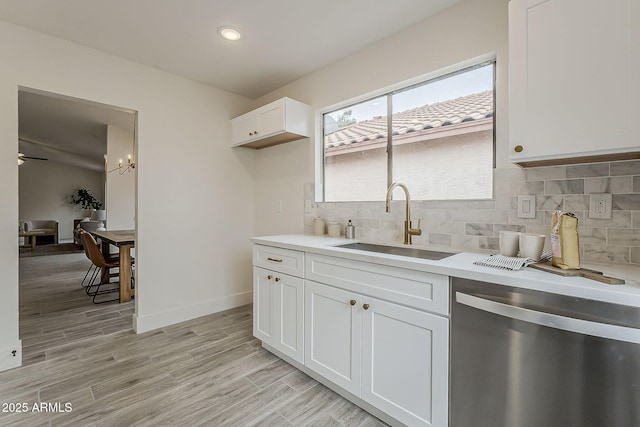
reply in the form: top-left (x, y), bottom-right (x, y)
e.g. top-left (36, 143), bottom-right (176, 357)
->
top-left (509, 0), bottom-right (640, 166)
top-left (231, 97), bottom-right (311, 149)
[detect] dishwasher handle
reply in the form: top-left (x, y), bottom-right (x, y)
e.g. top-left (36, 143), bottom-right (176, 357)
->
top-left (456, 291), bottom-right (640, 345)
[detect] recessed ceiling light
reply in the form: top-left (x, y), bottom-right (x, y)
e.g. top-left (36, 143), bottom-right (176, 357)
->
top-left (218, 27), bottom-right (242, 41)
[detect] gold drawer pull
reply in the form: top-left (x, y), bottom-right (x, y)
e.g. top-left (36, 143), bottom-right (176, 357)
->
top-left (514, 145), bottom-right (524, 153)
top-left (275, 277), bottom-right (281, 282)
top-left (267, 257), bottom-right (283, 263)
top-left (363, 303), bottom-right (370, 310)
top-left (350, 299), bottom-right (356, 306)
top-left (267, 275), bottom-right (273, 280)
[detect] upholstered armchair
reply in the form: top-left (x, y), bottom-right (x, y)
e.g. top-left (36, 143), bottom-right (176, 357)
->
top-left (23, 220), bottom-right (59, 244)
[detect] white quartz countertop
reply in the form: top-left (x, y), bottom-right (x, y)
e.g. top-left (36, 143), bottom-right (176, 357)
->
top-left (252, 234), bottom-right (640, 307)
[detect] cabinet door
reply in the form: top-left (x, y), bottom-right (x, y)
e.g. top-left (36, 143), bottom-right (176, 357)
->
top-left (253, 267), bottom-right (275, 344)
top-left (256, 99), bottom-right (285, 139)
top-left (232, 112), bottom-right (259, 145)
top-left (305, 280), bottom-right (361, 396)
top-left (509, 0), bottom-right (640, 165)
top-left (361, 297), bottom-right (449, 427)
top-left (274, 273), bottom-right (305, 364)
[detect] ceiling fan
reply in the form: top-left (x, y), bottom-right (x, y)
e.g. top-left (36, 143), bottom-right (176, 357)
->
top-left (17, 152), bottom-right (48, 165)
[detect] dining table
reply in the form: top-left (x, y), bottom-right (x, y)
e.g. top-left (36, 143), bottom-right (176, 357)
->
top-left (91, 229), bottom-right (135, 303)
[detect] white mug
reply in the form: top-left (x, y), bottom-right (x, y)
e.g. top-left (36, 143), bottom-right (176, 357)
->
top-left (499, 231), bottom-right (520, 257)
top-left (519, 233), bottom-right (546, 260)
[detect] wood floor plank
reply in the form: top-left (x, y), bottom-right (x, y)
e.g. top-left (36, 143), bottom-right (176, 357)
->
top-left (196, 381), bottom-right (298, 426)
top-left (141, 377), bottom-right (261, 426)
top-left (1, 251), bottom-right (389, 426)
top-left (246, 358), bottom-right (298, 389)
top-left (279, 382), bottom-right (344, 426)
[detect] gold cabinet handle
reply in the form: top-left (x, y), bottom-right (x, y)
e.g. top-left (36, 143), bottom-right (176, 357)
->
top-left (267, 257), bottom-right (283, 263)
top-left (363, 303), bottom-right (370, 310)
top-left (267, 275), bottom-right (273, 280)
top-left (514, 145), bottom-right (524, 153)
top-left (275, 277), bottom-right (281, 282)
top-left (350, 299), bottom-right (356, 306)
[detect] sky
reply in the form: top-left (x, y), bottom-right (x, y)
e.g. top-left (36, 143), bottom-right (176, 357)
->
top-left (325, 63), bottom-right (494, 127)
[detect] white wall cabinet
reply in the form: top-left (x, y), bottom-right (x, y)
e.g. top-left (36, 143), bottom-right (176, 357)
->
top-left (231, 97), bottom-right (310, 149)
top-left (509, 0), bottom-right (640, 166)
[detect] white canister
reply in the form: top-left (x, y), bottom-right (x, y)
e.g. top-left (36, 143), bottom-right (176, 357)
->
top-left (327, 222), bottom-right (341, 237)
top-left (313, 217), bottom-right (325, 235)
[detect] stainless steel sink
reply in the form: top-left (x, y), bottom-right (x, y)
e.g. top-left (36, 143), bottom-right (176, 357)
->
top-left (335, 242), bottom-right (456, 260)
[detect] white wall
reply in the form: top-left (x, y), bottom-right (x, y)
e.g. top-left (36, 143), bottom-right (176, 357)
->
top-left (19, 160), bottom-right (104, 241)
top-left (106, 125), bottom-right (135, 230)
top-left (0, 20), bottom-right (255, 371)
top-left (252, 0), bottom-right (509, 236)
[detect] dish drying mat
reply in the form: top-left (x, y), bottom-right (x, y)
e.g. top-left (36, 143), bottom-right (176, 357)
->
top-left (474, 251), bottom-right (552, 271)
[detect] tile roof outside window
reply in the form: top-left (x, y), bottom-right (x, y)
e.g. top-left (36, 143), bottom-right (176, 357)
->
top-left (325, 90), bottom-right (493, 150)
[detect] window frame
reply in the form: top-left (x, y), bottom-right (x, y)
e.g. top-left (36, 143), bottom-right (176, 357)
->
top-left (316, 54), bottom-right (497, 203)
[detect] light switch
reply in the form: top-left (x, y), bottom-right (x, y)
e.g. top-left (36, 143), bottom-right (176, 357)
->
top-left (517, 195), bottom-right (536, 219)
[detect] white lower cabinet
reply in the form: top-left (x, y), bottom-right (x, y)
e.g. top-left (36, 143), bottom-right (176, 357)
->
top-left (253, 246), bottom-right (450, 427)
top-left (253, 266), bottom-right (304, 364)
top-left (305, 280), bottom-right (362, 395)
top-left (361, 295), bottom-right (449, 427)
top-left (305, 279), bottom-right (449, 427)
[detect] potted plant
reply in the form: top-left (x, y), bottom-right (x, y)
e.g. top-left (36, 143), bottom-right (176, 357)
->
top-left (70, 188), bottom-right (103, 215)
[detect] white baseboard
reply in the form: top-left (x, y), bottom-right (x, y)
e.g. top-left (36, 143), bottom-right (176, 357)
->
top-left (0, 340), bottom-right (22, 372)
top-left (133, 291), bottom-right (252, 334)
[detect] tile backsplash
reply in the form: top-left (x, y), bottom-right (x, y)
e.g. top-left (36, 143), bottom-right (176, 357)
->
top-left (304, 160), bottom-right (640, 266)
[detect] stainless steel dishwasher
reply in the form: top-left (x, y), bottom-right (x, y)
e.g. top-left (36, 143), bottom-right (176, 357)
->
top-left (450, 277), bottom-right (640, 427)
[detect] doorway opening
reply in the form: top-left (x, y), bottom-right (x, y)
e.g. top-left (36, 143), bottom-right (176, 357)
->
top-left (18, 87), bottom-right (137, 366)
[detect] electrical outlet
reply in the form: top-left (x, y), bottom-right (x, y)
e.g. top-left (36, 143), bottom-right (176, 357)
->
top-left (517, 195), bottom-right (536, 219)
top-left (304, 199), bottom-right (312, 213)
top-left (589, 194), bottom-right (612, 219)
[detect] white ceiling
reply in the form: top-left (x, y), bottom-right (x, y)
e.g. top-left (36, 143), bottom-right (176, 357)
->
top-left (4, 0), bottom-right (465, 170)
top-left (18, 90), bottom-right (135, 172)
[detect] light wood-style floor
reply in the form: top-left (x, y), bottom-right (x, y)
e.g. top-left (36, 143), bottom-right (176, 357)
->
top-left (1, 252), bottom-right (387, 426)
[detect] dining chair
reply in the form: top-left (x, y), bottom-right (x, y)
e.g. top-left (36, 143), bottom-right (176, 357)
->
top-left (79, 230), bottom-right (118, 290)
top-left (80, 231), bottom-right (123, 304)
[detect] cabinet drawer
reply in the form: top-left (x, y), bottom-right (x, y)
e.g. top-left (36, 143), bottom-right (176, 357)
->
top-left (306, 254), bottom-right (449, 315)
top-left (253, 245), bottom-right (304, 277)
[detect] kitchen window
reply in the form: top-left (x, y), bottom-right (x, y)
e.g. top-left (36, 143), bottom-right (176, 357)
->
top-left (322, 61), bottom-right (495, 202)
